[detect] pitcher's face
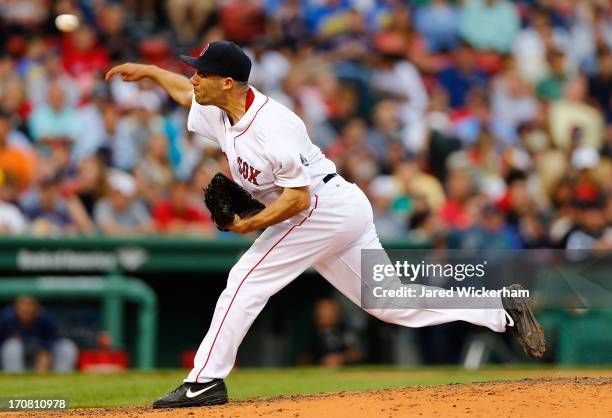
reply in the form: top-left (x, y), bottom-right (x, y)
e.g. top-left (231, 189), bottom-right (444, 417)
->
top-left (190, 72), bottom-right (224, 106)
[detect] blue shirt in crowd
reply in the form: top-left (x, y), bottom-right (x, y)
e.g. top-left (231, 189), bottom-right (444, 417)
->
top-left (415, 3), bottom-right (460, 52)
top-left (439, 67), bottom-right (488, 108)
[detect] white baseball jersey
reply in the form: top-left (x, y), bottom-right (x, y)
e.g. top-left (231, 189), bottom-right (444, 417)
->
top-left (183, 86), bottom-right (508, 384)
top-left (187, 87), bottom-right (336, 206)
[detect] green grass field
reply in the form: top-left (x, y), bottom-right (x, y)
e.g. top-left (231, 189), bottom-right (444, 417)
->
top-left (0, 366), bottom-right (610, 408)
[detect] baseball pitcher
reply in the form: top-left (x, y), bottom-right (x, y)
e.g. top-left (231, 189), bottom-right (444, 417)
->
top-left (105, 41), bottom-right (545, 409)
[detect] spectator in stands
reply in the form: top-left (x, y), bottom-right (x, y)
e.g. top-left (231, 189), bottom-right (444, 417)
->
top-left (371, 53), bottom-right (428, 152)
top-left (518, 211), bottom-right (550, 249)
top-left (0, 110), bottom-right (35, 190)
top-left (246, 38), bottom-right (291, 98)
top-left (372, 4), bottom-right (439, 75)
top-left (74, 82), bottom-right (118, 163)
top-left (571, 146), bottom-right (603, 202)
top-left (459, 0), bottom-right (519, 54)
top-left (497, 170), bottom-right (535, 227)
top-left (304, 0), bottom-right (352, 40)
top-left (512, 7), bottom-right (570, 85)
top-left (440, 163), bottom-right (474, 229)
top-left (166, 0), bottom-right (215, 44)
top-left (134, 133), bottom-right (174, 207)
top-left (438, 43), bottom-right (488, 109)
top-left (301, 298), bottom-right (363, 368)
top-left (568, 3), bottom-right (612, 74)
top-left (414, 0), bottom-right (460, 53)
top-left (26, 51), bottom-right (81, 110)
top-left (0, 0), bottom-right (50, 31)
top-left (536, 49), bottom-right (568, 101)
top-left (61, 25), bottom-right (109, 79)
top-left (220, 0), bottom-right (266, 44)
top-left (152, 179), bottom-right (214, 236)
top-left (491, 59), bottom-right (540, 143)
top-left (121, 0), bottom-right (161, 39)
top-left (97, 2), bottom-right (139, 62)
top-left (187, 159), bottom-right (219, 215)
top-left (64, 155), bottom-right (107, 219)
top-left (19, 171), bottom-right (92, 236)
top-left (449, 203), bottom-right (523, 249)
top-left (565, 194), bottom-right (612, 250)
top-left (394, 159), bottom-right (446, 215)
top-left (28, 79), bottom-right (80, 144)
top-left (0, 172), bottom-right (28, 235)
top-left (268, 0), bottom-right (309, 51)
top-left (111, 85), bottom-right (165, 171)
top-left (324, 8), bottom-right (371, 64)
top-left (326, 118), bottom-right (373, 164)
top-left (368, 175), bottom-right (405, 239)
top-left (0, 296), bottom-right (77, 373)
top-left (409, 195), bottom-right (448, 246)
top-left (549, 76), bottom-right (605, 150)
top-left (587, 48), bottom-right (612, 123)
top-left (0, 75), bottom-right (30, 135)
top-left (366, 99), bottom-right (403, 169)
top-left (451, 86), bottom-right (491, 146)
top-left (94, 170), bottom-right (153, 236)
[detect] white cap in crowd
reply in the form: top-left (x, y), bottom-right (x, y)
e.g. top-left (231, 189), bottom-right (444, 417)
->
top-left (107, 170), bottom-right (136, 196)
top-left (571, 146), bottom-right (600, 170)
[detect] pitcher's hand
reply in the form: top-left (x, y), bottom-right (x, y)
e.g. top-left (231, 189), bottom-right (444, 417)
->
top-left (105, 63), bottom-right (152, 82)
top-left (227, 215), bottom-right (253, 234)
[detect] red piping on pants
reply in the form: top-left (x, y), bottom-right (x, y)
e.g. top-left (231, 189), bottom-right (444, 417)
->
top-left (195, 195), bottom-right (319, 381)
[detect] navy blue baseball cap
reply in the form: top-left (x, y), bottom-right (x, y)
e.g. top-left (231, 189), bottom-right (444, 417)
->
top-left (180, 41), bottom-right (251, 82)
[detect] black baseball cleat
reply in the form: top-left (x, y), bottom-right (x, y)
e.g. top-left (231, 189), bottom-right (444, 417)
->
top-left (502, 284), bottom-right (546, 360)
top-left (152, 379), bottom-right (228, 408)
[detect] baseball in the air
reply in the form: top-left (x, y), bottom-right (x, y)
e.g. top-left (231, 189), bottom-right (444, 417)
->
top-left (55, 14), bottom-right (80, 32)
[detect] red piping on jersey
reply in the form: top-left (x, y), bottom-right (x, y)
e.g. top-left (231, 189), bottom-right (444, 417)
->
top-left (234, 96), bottom-right (269, 140)
top-left (194, 195), bottom-right (319, 382)
top-left (245, 88), bottom-right (255, 112)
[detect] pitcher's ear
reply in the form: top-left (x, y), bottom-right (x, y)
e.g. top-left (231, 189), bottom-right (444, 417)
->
top-left (222, 77), bottom-right (235, 91)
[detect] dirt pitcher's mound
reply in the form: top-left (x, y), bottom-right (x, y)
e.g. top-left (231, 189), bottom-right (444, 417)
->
top-left (11, 377), bottom-right (612, 418)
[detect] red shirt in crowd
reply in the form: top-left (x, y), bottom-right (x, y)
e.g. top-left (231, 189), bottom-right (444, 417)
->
top-left (61, 33), bottom-right (109, 77)
top-left (440, 200), bottom-right (471, 229)
top-left (152, 200), bottom-right (212, 232)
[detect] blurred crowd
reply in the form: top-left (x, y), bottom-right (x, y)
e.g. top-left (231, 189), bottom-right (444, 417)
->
top-left (0, 0), bottom-right (611, 249)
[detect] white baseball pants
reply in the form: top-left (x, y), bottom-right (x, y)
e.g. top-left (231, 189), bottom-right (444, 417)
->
top-left (186, 177), bottom-right (507, 382)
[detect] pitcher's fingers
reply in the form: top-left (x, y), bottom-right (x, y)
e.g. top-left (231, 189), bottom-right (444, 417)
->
top-left (105, 65), bottom-right (124, 81)
top-left (105, 67), bottom-right (117, 81)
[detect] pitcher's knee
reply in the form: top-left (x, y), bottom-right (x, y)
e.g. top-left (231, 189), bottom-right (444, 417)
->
top-left (227, 263), bottom-right (249, 285)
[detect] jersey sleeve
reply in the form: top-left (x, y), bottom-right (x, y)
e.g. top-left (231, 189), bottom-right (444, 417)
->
top-left (264, 114), bottom-right (312, 188)
top-left (272, 148), bottom-right (311, 188)
top-left (186, 96), bottom-right (224, 145)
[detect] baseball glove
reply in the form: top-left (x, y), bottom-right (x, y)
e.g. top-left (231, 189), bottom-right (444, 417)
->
top-left (204, 172), bottom-right (265, 231)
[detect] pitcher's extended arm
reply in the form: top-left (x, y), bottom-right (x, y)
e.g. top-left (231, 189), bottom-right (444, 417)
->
top-left (105, 63), bottom-right (193, 108)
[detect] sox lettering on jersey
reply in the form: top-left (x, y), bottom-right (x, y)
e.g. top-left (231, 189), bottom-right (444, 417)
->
top-left (237, 156), bottom-right (261, 185)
